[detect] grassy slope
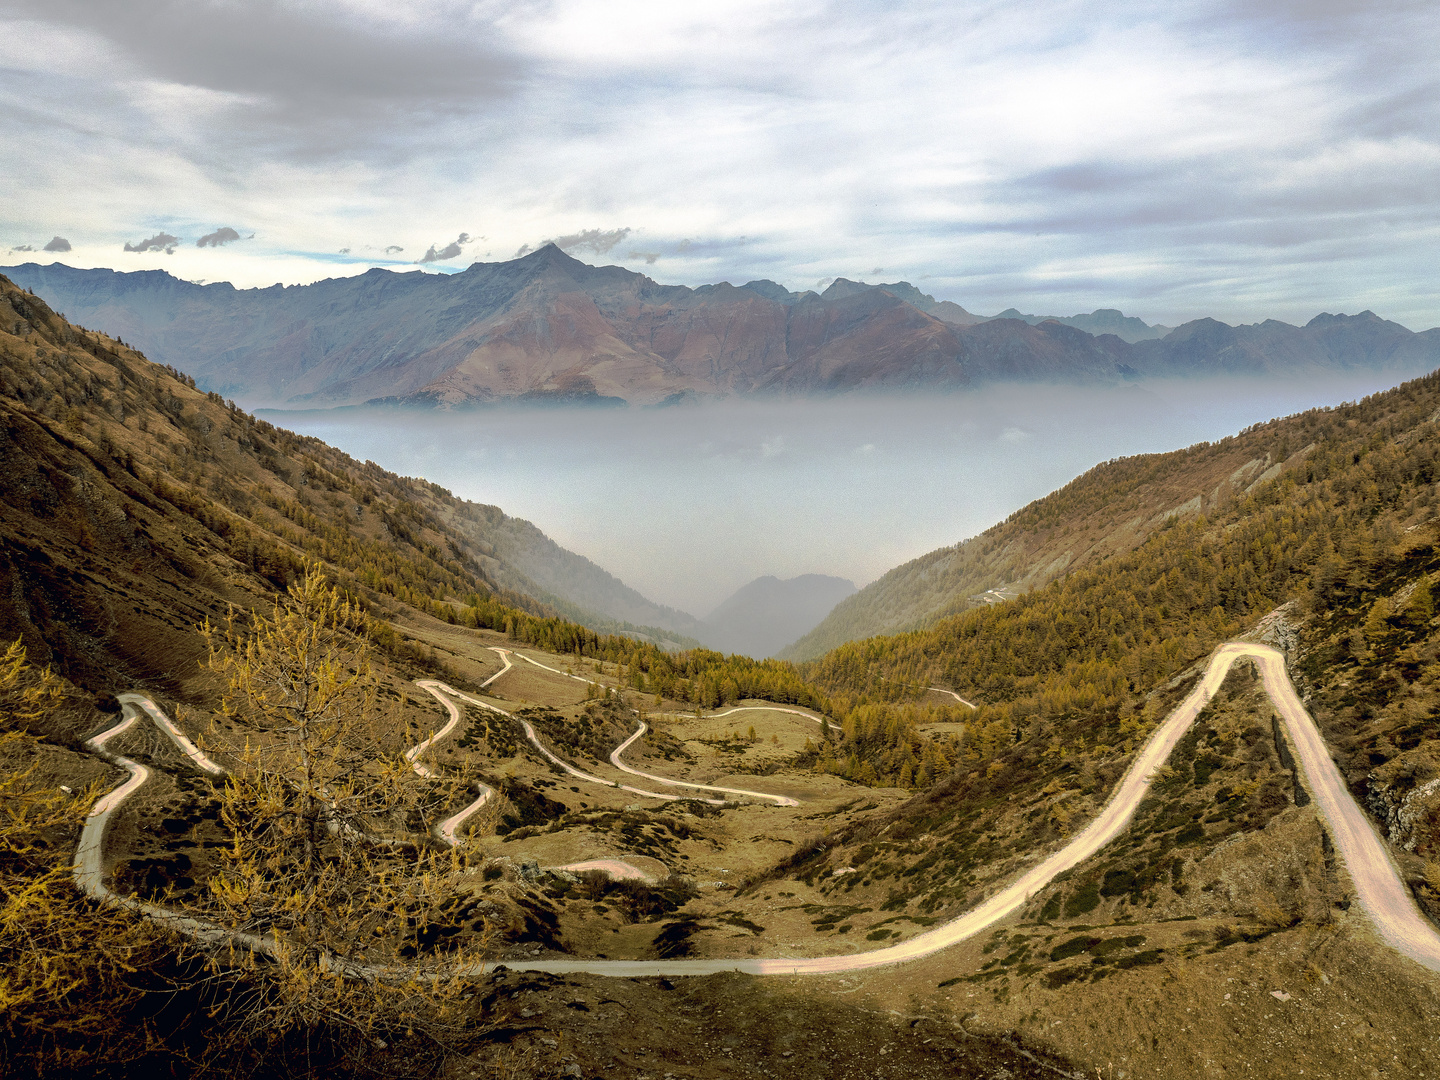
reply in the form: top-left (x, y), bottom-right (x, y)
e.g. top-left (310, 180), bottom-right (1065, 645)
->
top-left (748, 374), bottom-right (1440, 1075)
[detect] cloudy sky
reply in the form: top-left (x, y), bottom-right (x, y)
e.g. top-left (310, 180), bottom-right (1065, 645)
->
top-left (2, 0), bottom-right (1438, 327)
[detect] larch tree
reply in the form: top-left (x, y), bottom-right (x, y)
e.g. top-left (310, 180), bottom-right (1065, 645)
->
top-left (196, 567), bottom-right (485, 1043)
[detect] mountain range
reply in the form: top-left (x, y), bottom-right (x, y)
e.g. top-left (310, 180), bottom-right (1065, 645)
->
top-left (7, 249), bottom-right (1439, 409)
top-left (990, 306), bottom-right (1172, 341)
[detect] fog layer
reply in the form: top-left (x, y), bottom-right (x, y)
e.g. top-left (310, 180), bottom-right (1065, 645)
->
top-left (269, 374), bottom-right (1428, 616)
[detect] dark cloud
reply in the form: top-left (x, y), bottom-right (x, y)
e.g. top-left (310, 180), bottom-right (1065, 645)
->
top-left (548, 228), bottom-right (632, 257)
top-left (10, 245), bottom-right (35, 253)
top-left (418, 232), bottom-right (470, 264)
top-left (12, 1), bottom-right (525, 162)
top-left (43, 236), bottom-right (71, 252)
top-left (384, 245), bottom-right (404, 254)
top-left (515, 229), bottom-right (632, 260)
top-left (124, 232), bottom-right (180, 254)
top-left (196, 226), bottom-right (241, 247)
top-left (628, 250), bottom-right (661, 265)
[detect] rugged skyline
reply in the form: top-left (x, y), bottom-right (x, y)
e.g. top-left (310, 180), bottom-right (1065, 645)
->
top-left (7, 248), bottom-right (1438, 409)
top-left (3, 2), bottom-right (1438, 326)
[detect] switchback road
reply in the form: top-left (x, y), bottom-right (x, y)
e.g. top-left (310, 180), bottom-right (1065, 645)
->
top-left (494, 642), bottom-right (1440, 976)
top-left (74, 642), bottom-right (1440, 979)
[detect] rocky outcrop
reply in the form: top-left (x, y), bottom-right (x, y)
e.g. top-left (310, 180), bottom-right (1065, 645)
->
top-left (1366, 744), bottom-right (1440, 855)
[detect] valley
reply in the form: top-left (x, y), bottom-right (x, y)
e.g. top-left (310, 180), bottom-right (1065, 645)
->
top-left (5, 273), bottom-right (1440, 1080)
top-left (9, 2), bottom-right (1440, 1077)
top-left (63, 608), bottom-right (1440, 1077)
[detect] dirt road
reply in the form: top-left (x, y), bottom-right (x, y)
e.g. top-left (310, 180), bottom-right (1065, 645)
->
top-left (74, 643), bottom-right (1440, 979)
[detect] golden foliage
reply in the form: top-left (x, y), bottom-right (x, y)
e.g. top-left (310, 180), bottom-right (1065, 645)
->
top-left (196, 570), bottom-right (485, 1040)
top-left (0, 640), bottom-right (160, 1064)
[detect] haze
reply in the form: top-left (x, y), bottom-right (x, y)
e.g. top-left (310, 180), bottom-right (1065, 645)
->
top-left (271, 372), bottom-right (1416, 616)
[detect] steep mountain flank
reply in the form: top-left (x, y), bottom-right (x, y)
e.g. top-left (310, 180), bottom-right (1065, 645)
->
top-left (0, 273), bottom-right (696, 695)
top-left (7, 253), bottom-right (1436, 408)
top-left (800, 370), bottom-right (1440, 735)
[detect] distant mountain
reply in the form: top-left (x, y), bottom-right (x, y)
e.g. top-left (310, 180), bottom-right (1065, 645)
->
top-left (822, 278), bottom-right (984, 326)
top-left (5, 253), bottom-right (1438, 408)
top-left (987, 307), bottom-right (1171, 342)
top-left (700, 574), bottom-right (856, 658)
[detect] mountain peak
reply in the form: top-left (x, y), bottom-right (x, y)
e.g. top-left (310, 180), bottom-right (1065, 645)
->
top-left (1306, 310), bottom-right (1385, 329)
top-left (516, 242), bottom-right (589, 271)
top-left (740, 279), bottom-right (796, 303)
top-left (821, 278), bottom-right (875, 301)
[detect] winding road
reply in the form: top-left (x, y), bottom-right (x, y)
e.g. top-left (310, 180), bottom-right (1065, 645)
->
top-left (490, 642), bottom-right (1440, 976)
top-left (608, 722), bottom-right (800, 807)
top-left (416, 681), bottom-right (719, 805)
top-left (411, 680), bottom-right (498, 845)
top-left (472, 645), bottom-right (806, 807)
top-left (72, 642), bottom-right (1440, 980)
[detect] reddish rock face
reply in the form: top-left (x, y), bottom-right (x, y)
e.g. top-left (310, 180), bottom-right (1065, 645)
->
top-left (394, 250), bottom-right (983, 406)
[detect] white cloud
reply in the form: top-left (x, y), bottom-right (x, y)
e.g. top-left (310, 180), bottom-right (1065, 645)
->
top-left (0, 1), bottom-right (1437, 324)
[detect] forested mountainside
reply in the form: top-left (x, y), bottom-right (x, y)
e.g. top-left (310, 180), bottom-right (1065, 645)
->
top-left (782, 423), bottom-right (1315, 660)
top-left (758, 371), bottom-right (1440, 1005)
top-left (7, 250), bottom-right (1438, 408)
top-left (793, 370), bottom-right (1440, 824)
